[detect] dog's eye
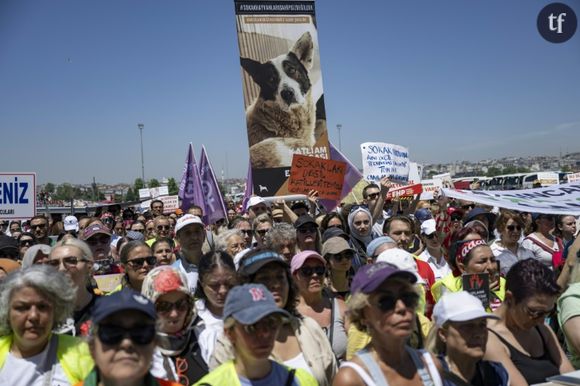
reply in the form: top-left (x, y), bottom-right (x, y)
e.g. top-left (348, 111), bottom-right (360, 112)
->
top-left (268, 76), bottom-right (275, 83)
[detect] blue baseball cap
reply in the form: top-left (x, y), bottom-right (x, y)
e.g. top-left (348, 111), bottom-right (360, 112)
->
top-left (351, 262), bottom-right (416, 295)
top-left (92, 289), bottom-right (156, 324)
top-left (366, 236), bottom-right (396, 257)
top-left (238, 250), bottom-right (288, 275)
top-left (414, 208), bottom-right (433, 223)
top-left (223, 283), bottom-right (290, 324)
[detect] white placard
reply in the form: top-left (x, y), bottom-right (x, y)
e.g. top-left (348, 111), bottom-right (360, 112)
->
top-left (408, 162), bottom-right (423, 184)
top-left (0, 173), bottom-right (36, 219)
top-left (138, 188), bottom-right (151, 199)
top-left (361, 142), bottom-right (410, 183)
top-left (568, 172), bottom-right (580, 183)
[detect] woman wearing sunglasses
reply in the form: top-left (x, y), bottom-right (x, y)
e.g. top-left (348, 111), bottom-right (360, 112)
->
top-left (142, 266), bottom-right (208, 385)
top-left (195, 283), bottom-right (317, 386)
top-left (77, 289), bottom-right (182, 386)
top-left (113, 240), bottom-right (157, 293)
top-left (484, 258), bottom-right (573, 386)
top-left (0, 266), bottom-right (93, 385)
top-left (210, 248), bottom-right (337, 386)
top-left (490, 211), bottom-right (535, 276)
top-left (17, 232), bottom-right (35, 261)
top-left (292, 250), bottom-right (349, 361)
top-left (334, 262), bottom-right (443, 386)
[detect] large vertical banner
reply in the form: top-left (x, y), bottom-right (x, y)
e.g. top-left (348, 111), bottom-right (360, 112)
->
top-left (234, 0), bottom-right (330, 196)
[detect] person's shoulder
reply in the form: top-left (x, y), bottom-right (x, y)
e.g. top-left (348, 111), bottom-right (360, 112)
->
top-left (333, 360), bottom-right (367, 386)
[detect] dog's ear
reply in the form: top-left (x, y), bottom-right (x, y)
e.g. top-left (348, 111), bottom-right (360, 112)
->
top-left (240, 57), bottom-right (263, 82)
top-left (291, 32), bottom-right (314, 70)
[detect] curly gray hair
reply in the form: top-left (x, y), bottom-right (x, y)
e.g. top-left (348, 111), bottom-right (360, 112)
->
top-left (0, 265), bottom-right (76, 335)
top-left (265, 223), bottom-right (296, 249)
top-left (214, 229), bottom-right (244, 253)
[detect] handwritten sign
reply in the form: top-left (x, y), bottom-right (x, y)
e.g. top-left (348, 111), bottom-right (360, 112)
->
top-left (288, 154), bottom-right (346, 200)
top-left (462, 272), bottom-right (490, 308)
top-left (361, 142), bottom-right (409, 183)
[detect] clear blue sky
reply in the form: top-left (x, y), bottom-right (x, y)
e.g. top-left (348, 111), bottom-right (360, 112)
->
top-left (1, 0), bottom-right (579, 184)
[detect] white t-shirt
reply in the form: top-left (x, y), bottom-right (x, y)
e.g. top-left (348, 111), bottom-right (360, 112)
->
top-left (194, 299), bottom-right (224, 364)
top-left (521, 233), bottom-right (559, 268)
top-left (490, 239), bottom-right (536, 275)
top-left (418, 249), bottom-right (451, 281)
top-left (0, 335), bottom-right (69, 386)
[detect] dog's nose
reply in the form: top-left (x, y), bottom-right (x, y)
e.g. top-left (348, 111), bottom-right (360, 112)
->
top-left (281, 88), bottom-right (295, 104)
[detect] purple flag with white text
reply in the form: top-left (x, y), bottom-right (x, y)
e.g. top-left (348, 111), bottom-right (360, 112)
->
top-left (319, 142), bottom-right (363, 211)
top-left (178, 144), bottom-right (206, 221)
top-left (199, 146), bottom-right (228, 224)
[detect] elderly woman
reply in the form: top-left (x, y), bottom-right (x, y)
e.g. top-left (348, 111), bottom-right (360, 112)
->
top-left (0, 266), bottom-right (93, 385)
top-left (115, 240), bottom-right (156, 292)
top-left (21, 243), bottom-right (52, 268)
top-left (78, 289), bottom-right (182, 386)
top-left (264, 223), bottom-right (297, 262)
top-left (194, 284), bottom-right (317, 385)
top-left (193, 251), bottom-right (237, 364)
top-left (47, 238), bottom-right (99, 336)
top-left (214, 229), bottom-right (245, 258)
top-left (427, 291), bottom-right (508, 385)
top-left (142, 266), bottom-right (208, 385)
top-left (252, 213), bottom-right (273, 248)
top-left (334, 263), bottom-right (443, 386)
top-left (485, 258), bottom-right (573, 386)
top-left (210, 248), bottom-right (337, 386)
top-left (522, 213), bottom-right (563, 269)
top-left (432, 239), bottom-right (504, 311)
top-left (347, 206), bottom-right (375, 271)
top-left (292, 250), bottom-right (349, 361)
top-left (490, 210), bottom-right (535, 275)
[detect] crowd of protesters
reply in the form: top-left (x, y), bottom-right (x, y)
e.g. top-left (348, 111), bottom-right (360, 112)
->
top-left (1, 178), bottom-right (580, 386)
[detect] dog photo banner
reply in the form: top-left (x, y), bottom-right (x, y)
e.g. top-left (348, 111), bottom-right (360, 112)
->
top-left (234, 0), bottom-right (330, 196)
top-left (361, 142), bottom-right (410, 183)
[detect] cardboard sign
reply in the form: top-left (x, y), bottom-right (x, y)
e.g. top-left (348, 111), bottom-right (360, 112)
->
top-left (140, 195), bottom-right (179, 214)
top-left (288, 154), bottom-right (346, 200)
top-left (94, 273), bottom-right (124, 293)
top-left (361, 142), bottom-right (410, 183)
top-left (386, 183), bottom-right (423, 200)
top-left (462, 272), bottom-right (490, 308)
top-left (0, 173), bottom-right (36, 219)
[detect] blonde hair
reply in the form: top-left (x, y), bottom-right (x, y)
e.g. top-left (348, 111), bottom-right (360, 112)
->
top-left (425, 323), bottom-right (447, 355)
top-left (346, 291), bottom-right (370, 331)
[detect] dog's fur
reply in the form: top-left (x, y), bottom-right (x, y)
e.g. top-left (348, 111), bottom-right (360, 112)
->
top-left (241, 32), bottom-right (317, 168)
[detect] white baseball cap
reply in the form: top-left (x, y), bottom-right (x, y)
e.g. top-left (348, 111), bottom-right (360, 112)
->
top-left (63, 215), bottom-right (79, 232)
top-left (376, 248), bottom-right (425, 284)
top-left (420, 219), bottom-right (437, 236)
top-left (246, 196), bottom-right (267, 211)
top-left (175, 214), bottom-right (204, 234)
top-left (432, 291), bottom-right (499, 328)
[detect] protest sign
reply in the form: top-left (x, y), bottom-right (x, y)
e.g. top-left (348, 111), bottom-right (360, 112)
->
top-left (408, 162), bottom-right (422, 184)
top-left (568, 172), bottom-right (580, 183)
top-left (361, 142), bottom-right (409, 183)
top-left (386, 183), bottom-right (423, 200)
top-left (94, 273), bottom-right (124, 293)
top-left (0, 173), bottom-right (36, 219)
top-left (419, 178), bottom-right (443, 200)
top-left (234, 0), bottom-right (330, 196)
top-left (138, 188), bottom-right (151, 200)
top-left (140, 195), bottom-right (179, 214)
top-left (442, 182), bottom-right (580, 215)
top-left (462, 272), bottom-right (490, 308)
top-left (288, 154), bottom-right (346, 200)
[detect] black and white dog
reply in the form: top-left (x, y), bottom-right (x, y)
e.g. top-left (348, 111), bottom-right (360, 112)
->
top-left (241, 32), bottom-right (318, 168)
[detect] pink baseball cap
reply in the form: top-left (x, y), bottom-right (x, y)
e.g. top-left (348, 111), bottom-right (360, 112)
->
top-left (290, 250), bottom-right (326, 274)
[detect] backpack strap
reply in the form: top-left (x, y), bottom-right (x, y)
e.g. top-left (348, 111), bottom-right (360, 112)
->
top-left (284, 368), bottom-right (296, 386)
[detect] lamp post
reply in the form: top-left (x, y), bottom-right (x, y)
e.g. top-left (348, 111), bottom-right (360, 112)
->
top-left (336, 124), bottom-right (342, 151)
top-left (138, 123), bottom-right (146, 187)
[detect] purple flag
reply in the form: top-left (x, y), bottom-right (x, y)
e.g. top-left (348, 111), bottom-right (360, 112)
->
top-left (241, 159), bottom-right (253, 213)
top-left (319, 142), bottom-right (363, 211)
top-left (199, 145), bottom-right (228, 224)
top-left (178, 144), bottom-right (206, 221)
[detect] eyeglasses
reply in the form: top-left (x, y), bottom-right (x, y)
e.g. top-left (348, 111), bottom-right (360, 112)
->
top-left (156, 225), bottom-right (170, 231)
top-left (132, 228), bottom-right (145, 233)
top-left (522, 304), bottom-right (554, 319)
top-left (97, 324), bottom-right (156, 346)
top-left (127, 255), bottom-right (157, 268)
top-left (155, 298), bottom-right (191, 314)
top-left (87, 236), bottom-right (110, 246)
top-left (506, 225), bottom-right (522, 232)
top-left (374, 291), bottom-right (419, 313)
top-left (19, 239), bottom-right (34, 247)
top-left (241, 316), bottom-right (281, 334)
top-left (240, 229), bottom-right (253, 235)
top-left (297, 226), bottom-right (317, 234)
top-left (255, 229), bottom-right (271, 236)
top-left (299, 266), bottom-right (326, 277)
top-left (46, 256), bottom-right (89, 268)
top-left (329, 252), bottom-right (352, 262)
top-left (366, 193), bottom-right (380, 200)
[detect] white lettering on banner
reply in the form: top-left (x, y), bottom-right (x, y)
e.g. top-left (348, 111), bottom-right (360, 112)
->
top-left (442, 183), bottom-right (580, 215)
top-left (0, 173), bottom-right (36, 219)
top-left (361, 142), bottom-right (410, 183)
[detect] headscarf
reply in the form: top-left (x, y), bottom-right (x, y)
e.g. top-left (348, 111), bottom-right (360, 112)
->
top-left (348, 206), bottom-right (374, 246)
top-left (21, 244), bottom-right (52, 269)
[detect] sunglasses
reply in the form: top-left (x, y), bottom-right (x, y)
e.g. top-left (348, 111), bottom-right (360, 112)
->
top-left (506, 224), bottom-right (522, 232)
top-left (240, 229), bottom-right (253, 235)
top-left (155, 297), bottom-right (191, 314)
top-left (156, 225), bottom-right (170, 231)
top-left (46, 256), bottom-right (89, 269)
top-left (132, 228), bottom-right (145, 233)
top-left (299, 266), bottom-right (326, 277)
top-left (425, 232), bottom-right (438, 240)
top-left (366, 192), bottom-right (380, 200)
top-left (241, 316), bottom-right (281, 334)
top-left (19, 239), bottom-right (34, 247)
top-left (87, 236), bottom-right (110, 246)
top-left (127, 255), bottom-right (157, 268)
top-left (30, 223), bottom-right (47, 229)
top-left (375, 291), bottom-right (419, 313)
top-left (450, 215), bottom-right (462, 222)
top-left (255, 229), bottom-right (270, 236)
top-left (329, 252), bottom-right (352, 262)
top-left (97, 324), bottom-right (156, 346)
top-left (297, 226), bottom-right (317, 234)
top-left (523, 304), bottom-right (554, 319)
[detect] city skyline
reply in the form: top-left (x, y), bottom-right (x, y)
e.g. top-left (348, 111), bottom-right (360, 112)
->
top-left (1, 1), bottom-right (579, 184)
